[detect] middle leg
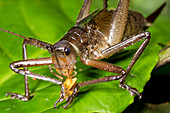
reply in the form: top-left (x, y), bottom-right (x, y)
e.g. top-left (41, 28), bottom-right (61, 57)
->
top-left (79, 59), bottom-right (126, 86)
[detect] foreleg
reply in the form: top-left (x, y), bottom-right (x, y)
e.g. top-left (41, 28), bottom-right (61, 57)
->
top-left (6, 57), bottom-right (62, 101)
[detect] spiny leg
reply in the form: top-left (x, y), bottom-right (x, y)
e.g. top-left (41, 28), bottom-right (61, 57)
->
top-left (108, 31), bottom-right (150, 97)
top-left (6, 40), bottom-right (30, 101)
top-left (9, 57), bottom-right (62, 84)
top-left (79, 31), bottom-right (150, 99)
top-left (79, 59), bottom-right (125, 87)
top-left (76, 0), bottom-right (92, 24)
top-left (76, 0), bottom-right (108, 24)
top-left (119, 33), bottom-right (151, 98)
top-left (103, 0), bottom-right (108, 9)
top-left (101, 32), bottom-right (151, 58)
top-left (6, 57), bottom-right (62, 101)
top-left (103, 31), bottom-right (150, 98)
top-left (23, 40), bottom-right (30, 100)
top-left (1, 29), bottom-right (59, 100)
top-left (107, 0), bottom-right (130, 45)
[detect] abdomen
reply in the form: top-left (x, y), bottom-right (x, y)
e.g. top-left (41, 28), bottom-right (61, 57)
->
top-left (122, 10), bottom-right (147, 41)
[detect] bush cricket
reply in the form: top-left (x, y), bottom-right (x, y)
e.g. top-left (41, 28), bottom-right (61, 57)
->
top-left (0, 0), bottom-right (166, 109)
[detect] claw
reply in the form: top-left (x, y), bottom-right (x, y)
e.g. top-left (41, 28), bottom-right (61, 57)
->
top-left (129, 88), bottom-right (142, 99)
top-left (62, 96), bottom-right (74, 109)
top-left (129, 74), bottom-right (136, 77)
top-left (6, 92), bottom-right (29, 101)
top-left (54, 96), bottom-right (64, 109)
top-left (119, 83), bottom-right (142, 99)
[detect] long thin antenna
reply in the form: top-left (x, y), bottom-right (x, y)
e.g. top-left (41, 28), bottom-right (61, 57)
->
top-left (0, 29), bottom-right (29, 40)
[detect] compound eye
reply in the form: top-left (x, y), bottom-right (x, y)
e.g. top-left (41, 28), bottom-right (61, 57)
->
top-left (64, 47), bottom-right (71, 56)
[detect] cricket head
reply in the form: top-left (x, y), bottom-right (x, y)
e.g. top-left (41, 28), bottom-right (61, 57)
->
top-left (52, 40), bottom-right (78, 77)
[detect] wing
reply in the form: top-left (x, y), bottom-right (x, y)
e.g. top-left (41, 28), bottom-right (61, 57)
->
top-left (87, 9), bottom-right (114, 38)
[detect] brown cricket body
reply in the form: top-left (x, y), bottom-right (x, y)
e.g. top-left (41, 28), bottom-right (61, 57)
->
top-left (61, 9), bottom-right (148, 60)
top-left (0, 0), bottom-right (166, 109)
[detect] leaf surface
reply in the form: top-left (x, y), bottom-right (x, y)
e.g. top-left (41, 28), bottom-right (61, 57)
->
top-left (0, 0), bottom-right (169, 113)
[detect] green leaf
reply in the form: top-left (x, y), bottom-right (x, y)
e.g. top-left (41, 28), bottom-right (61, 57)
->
top-left (0, 0), bottom-right (169, 113)
top-left (155, 42), bottom-right (170, 69)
